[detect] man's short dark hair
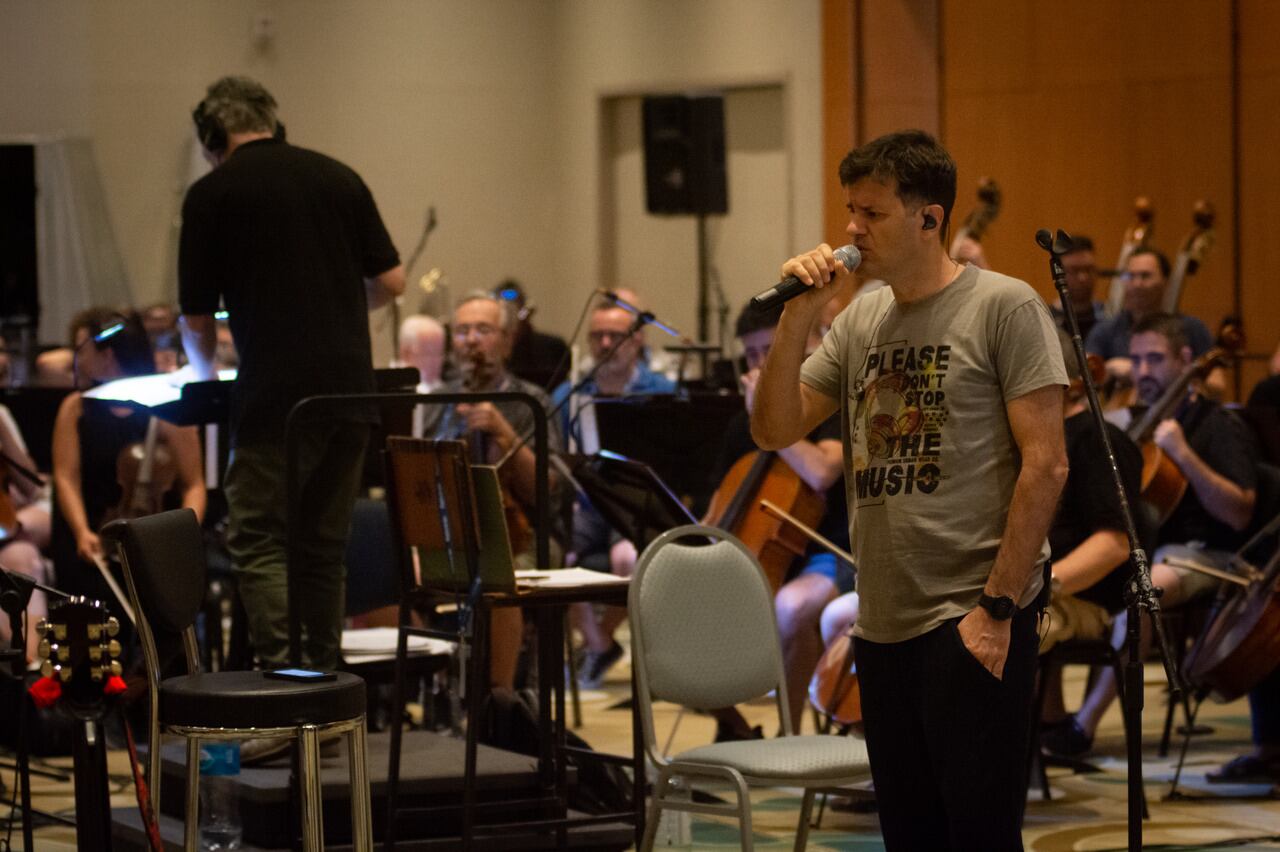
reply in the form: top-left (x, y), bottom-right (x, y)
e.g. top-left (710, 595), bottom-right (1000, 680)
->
top-left (1066, 234), bottom-right (1094, 254)
top-left (1131, 312), bottom-right (1188, 355)
top-left (837, 130), bottom-right (957, 233)
top-left (735, 300), bottom-right (782, 339)
top-left (1127, 246), bottom-right (1171, 279)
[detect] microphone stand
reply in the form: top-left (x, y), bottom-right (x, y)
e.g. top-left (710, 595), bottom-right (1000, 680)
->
top-left (1037, 228), bottom-right (1184, 852)
top-left (495, 309), bottom-right (666, 475)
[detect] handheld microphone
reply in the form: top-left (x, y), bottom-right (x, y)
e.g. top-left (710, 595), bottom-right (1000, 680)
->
top-left (750, 245), bottom-right (861, 313)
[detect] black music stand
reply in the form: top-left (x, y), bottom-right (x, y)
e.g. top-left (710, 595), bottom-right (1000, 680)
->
top-left (592, 393), bottom-right (743, 512)
top-left (564, 452), bottom-right (697, 551)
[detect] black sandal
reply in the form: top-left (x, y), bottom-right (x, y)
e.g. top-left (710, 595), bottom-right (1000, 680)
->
top-left (1206, 753), bottom-right (1280, 784)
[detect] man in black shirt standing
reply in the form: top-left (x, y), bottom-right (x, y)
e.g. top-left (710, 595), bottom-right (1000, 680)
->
top-left (179, 76), bottom-right (404, 669)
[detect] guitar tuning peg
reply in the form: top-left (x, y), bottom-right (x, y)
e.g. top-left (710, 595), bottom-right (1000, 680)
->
top-left (109, 660), bottom-right (123, 677)
top-left (108, 640), bottom-right (122, 658)
top-left (58, 667), bottom-right (72, 683)
top-left (106, 618), bottom-right (120, 637)
top-left (35, 618), bottom-right (49, 637)
top-left (87, 623), bottom-right (102, 641)
top-left (89, 646), bottom-right (103, 662)
top-left (90, 668), bottom-right (104, 682)
top-left (53, 624), bottom-right (67, 641)
top-left (40, 660), bottom-right (54, 678)
top-left (37, 639), bottom-right (51, 660)
top-left (56, 646), bottom-right (70, 662)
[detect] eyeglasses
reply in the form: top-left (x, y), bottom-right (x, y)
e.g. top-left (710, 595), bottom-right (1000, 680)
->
top-left (1123, 270), bottom-right (1159, 282)
top-left (453, 323), bottom-right (500, 339)
top-left (588, 330), bottom-right (633, 344)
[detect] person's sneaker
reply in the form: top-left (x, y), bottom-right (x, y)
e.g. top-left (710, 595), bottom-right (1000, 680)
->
top-left (577, 640), bottom-right (624, 689)
top-left (1040, 713), bottom-right (1093, 758)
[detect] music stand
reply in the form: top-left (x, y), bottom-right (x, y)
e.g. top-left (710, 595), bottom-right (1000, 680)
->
top-left (591, 393), bottom-right (743, 512)
top-left (565, 451), bottom-right (697, 551)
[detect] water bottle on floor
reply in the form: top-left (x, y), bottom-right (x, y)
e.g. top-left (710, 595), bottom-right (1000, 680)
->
top-left (198, 740), bottom-right (242, 851)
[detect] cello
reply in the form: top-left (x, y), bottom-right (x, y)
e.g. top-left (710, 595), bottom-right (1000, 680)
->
top-left (1105, 196), bottom-right (1156, 317)
top-left (703, 451), bottom-right (825, 593)
top-left (1162, 200), bottom-right (1216, 315)
top-left (754, 499), bottom-right (863, 729)
top-left (1125, 323), bottom-right (1243, 523)
top-left (1183, 515), bottom-right (1280, 702)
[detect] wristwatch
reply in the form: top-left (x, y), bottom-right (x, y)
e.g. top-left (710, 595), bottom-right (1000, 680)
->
top-left (978, 593), bottom-right (1016, 620)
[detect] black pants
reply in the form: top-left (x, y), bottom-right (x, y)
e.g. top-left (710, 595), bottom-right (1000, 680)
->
top-left (855, 605), bottom-right (1039, 852)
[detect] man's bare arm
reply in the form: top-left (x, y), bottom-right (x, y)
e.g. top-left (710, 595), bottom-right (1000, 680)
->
top-left (751, 245), bottom-right (851, 449)
top-left (179, 313), bottom-right (219, 381)
top-left (957, 383), bottom-right (1069, 678)
top-left (366, 263), bottom-right (406, 311)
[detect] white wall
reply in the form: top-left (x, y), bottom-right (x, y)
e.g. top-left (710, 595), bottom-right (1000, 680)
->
top-left (0, 0), bottom-right (824, 357)
top-left (546, 0), bottom-right (825, 345)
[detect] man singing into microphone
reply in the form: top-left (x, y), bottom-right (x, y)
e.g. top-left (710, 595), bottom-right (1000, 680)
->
top-left (752, 130), bottom-right (1067, 850)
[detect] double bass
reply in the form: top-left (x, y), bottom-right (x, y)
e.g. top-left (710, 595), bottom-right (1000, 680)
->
top-left (949, 177), bottom-right (1001, 269)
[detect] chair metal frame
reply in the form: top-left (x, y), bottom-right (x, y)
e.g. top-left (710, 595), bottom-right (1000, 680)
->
top-left (106, 508), bottom-right (373, 852)
top-left (629, 524), bottom-right (870, 852)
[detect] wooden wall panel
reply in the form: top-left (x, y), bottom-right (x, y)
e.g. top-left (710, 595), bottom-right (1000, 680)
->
top-left (941, 0), bottom-right (1240, 387)
top-left (1237, 0), bottom-right (1280, 396)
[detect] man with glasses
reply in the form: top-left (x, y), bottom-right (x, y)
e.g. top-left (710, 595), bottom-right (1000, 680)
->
top-left (1084, 247), bottom-right (1213, 388)
top-left (418, 292), bottom-right (566, 690)
top-left (1047, 235), bottom-right (1108, 340)
top-left (549, 293), bottom-right (674, 687)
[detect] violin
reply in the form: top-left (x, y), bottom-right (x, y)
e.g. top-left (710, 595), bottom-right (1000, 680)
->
top-left (102, 417), bottom-right (178, 525)
top-left (703, 451), bottom-right (825, 593)
top-left (1125, 322), bottom-right (1243, 523)
top-left (461, 351), bottom-right (534, 556)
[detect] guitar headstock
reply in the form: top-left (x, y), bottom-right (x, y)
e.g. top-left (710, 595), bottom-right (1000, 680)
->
top-left (35, 596), bottom-right (122, 720)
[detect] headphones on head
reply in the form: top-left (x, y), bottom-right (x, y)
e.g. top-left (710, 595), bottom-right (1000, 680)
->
top-left (192, 101), bottom-right (286, 155)
top-left (922, 212), bottom-right (938, 231)
top-left (192, 101), bottom-right (227, 155)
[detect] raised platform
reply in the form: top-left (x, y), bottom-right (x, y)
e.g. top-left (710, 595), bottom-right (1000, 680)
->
top-left (109, 729), bottom-right (635, 850)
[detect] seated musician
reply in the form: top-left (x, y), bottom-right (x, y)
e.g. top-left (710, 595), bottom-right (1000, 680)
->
top-left (1084, 247), bottom-right (1219, 395)
top-left (550, 291), bottom-right (675, 688)
top-left (418, 291), bottom-right (566, 690)
top-left (1047, 235), bottom-right (1108, 341)
top-left (0, 400), bottom-right (52, 662)
top-left (1037, 331), bottom-right (1142, 733)
top-left (1045, 313), bottom-right (1257, 757)
top-left (50, 311), bottom-right (206, 631)
top-left (710, 300), bottom-right (850, 741)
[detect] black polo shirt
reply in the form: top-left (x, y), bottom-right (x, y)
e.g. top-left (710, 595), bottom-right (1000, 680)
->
top-left (179, 138), bottom-right (399, 445)
top-left (1051, 411), bottom-right (1142, 613)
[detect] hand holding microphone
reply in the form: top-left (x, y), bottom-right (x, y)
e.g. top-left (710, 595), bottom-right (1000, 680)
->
top-left (751, 244), bottom-right (861, 313)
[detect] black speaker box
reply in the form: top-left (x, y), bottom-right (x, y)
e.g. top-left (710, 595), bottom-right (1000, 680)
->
top-left (642, 95), bottom-right (728, 215)
top-left (0, 145), bottom-right (38, 324)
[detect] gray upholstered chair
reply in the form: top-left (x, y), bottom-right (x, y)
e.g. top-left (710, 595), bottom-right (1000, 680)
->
top-left (629, 524), bottom-right (871, 852)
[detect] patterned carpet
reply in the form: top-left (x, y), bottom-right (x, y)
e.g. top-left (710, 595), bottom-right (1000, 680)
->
top-left (573, 642), bottom-right (1280, 851)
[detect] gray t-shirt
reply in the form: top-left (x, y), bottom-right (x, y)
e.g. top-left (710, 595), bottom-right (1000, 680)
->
top-left (800, 265), bottom-right (1067, 643)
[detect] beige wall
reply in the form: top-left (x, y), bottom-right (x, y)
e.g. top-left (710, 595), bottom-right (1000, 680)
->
top-left (1, 0), bottom-right (824, 359)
